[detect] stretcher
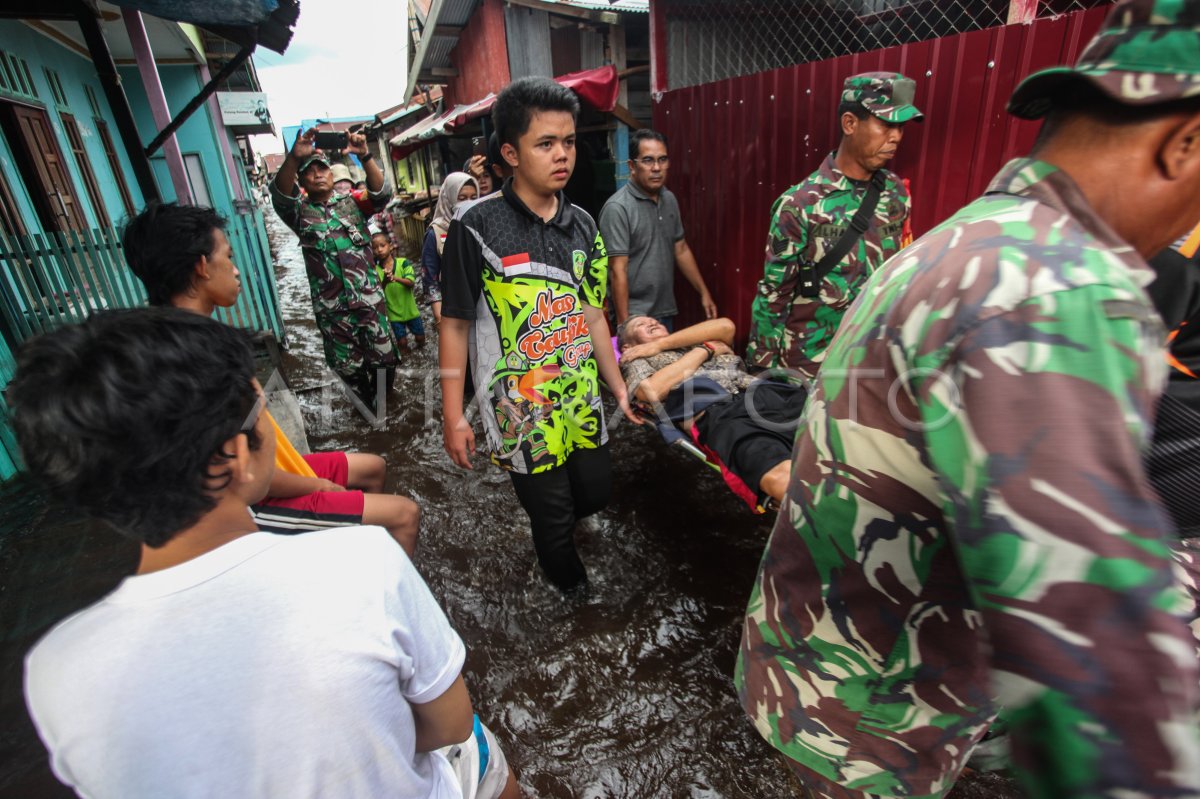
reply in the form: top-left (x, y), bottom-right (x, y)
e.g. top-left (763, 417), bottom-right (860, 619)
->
top-left (612, 337), bottom-right (773, 515)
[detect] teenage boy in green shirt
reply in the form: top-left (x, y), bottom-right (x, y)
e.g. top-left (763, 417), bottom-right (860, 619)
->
top-left (439, 77), bottom-right (641, 592)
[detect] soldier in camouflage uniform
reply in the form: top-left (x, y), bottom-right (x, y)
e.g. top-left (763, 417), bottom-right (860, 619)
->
top-left (736, 1), bottom-right (1200, 796)
top-left (744, 73), bottom-right (922, 377)
top-left (272, 129), bottom-right (398, 405)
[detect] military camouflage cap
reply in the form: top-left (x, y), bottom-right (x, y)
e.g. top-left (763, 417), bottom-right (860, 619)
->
top-left (298, 152), bottom-right (331, 173)
top-left (842, 72), bottom-right (924, 123)
top-left (1009, 0), bottom-right (1200, 119)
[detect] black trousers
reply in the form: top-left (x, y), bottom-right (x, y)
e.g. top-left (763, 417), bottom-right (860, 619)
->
top-left (695, 379), bottom-right (807, 495)
top-left (509, 444), bottom-right (611, 591)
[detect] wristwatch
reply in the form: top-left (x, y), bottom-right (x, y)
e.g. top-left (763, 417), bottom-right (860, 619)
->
top-left (700, 341), bottom-right (717, 355)
top-left (359, 151), bottom-right (374, 163)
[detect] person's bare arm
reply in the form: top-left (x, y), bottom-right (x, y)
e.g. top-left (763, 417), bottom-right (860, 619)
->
top-left (621, 317), bottom-right (735, 362)
top-left (582, 305), bottom-right (642, 425)
top-left (633, 347), bottom-right (711, 404)
top-left (274, 128), bottom-right (316, 197)
top-left (439, 317), bottom-right (476, 468)
top-left (383, 265), bottom-right (415, 289)
top-left (411, 675), bottom-right (475, 752)
top-left (610, 255), bottom-right (631, 323)
top-left (675, 239), bottom-right (716, 319)
top-left (345, 131), bottom-right (384, 194)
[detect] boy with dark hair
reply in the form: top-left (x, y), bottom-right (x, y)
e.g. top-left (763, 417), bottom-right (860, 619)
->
top-left (439, 76), bottom-right (641, 592)
top-left (373, 231), bottom-right (426, 349)
top-left (122, 202), bottom-right (234, 307)
top-left (14, 308), bottom-right (518, 799)
top-left (121, 202), bottom-right (420, 553)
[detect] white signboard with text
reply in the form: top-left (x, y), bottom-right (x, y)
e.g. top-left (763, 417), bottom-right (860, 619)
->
top-left (216, 92), bottom-right (272, 127)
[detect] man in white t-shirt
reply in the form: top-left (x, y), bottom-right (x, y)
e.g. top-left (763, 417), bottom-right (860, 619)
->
top-left (10, 308), bottom-right (518, 799)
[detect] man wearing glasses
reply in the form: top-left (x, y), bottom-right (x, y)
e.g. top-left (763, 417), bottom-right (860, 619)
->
top-left (745, 72), bottom-right (922, 377)
top-left (600, 129), bottom-right (717, 330)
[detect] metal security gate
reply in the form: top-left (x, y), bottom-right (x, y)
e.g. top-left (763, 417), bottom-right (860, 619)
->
top-left (0, 206), bottom-right (284, 480)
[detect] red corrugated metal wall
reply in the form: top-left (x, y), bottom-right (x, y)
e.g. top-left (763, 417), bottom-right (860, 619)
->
top-left (652, 7), bottom-right (1109, 342)
top-left (445, 0), bottom-right (511, 108)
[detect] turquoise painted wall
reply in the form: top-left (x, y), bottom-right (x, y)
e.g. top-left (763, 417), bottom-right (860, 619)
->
top-left (0, 20), bottom-right (150, 233)
top-left (119, 64), bottom-right (239, 216)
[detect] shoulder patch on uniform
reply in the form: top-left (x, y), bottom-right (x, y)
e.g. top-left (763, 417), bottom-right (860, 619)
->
top-left (771, 236), bottom-right (790, 256)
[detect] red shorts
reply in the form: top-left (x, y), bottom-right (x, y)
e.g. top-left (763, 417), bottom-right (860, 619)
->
top-left (253, 452), bottom-right (366, 533)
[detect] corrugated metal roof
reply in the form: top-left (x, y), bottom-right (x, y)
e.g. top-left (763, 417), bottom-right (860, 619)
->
top-left (543, 0), bottom-right (648, 11)
top-left (439, 0), bottom-right (478, 26)
top-left (424, 37), bottom-right (456, 69)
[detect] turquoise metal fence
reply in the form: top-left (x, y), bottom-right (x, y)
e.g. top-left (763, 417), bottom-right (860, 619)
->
top-left (0, 207), bottom-right (283, 480)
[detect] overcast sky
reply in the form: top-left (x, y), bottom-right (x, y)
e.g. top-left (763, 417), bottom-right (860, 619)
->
top-left (250, 0), bottom-right (409, 154)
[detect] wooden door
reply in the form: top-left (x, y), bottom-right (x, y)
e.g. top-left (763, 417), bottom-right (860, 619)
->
top-left (60, 112), bottom-right (110, 228)
top-left (7, 104), bottom-right (87, 231)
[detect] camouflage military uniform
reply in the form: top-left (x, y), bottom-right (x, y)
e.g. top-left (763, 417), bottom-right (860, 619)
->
top-left (745, 72), bottom-right (922, 378)
top-left (271, 179), bottom-right (398, 380)
top-left (736, 156), bottom-right (1200, 798)
top-left (744, 157), bottom-right (910, 377)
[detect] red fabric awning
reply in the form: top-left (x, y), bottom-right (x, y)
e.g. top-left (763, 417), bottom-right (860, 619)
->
top-left (557, 64), bottom-right (619, 113)
top-left (389, 64), bottom-right (620, 158)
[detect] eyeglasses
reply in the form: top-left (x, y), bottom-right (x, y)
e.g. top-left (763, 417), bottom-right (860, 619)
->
top-left (634, 156), bottom-right (670, 167)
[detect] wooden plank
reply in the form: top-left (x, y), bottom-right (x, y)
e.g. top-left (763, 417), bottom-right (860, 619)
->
top-left (0, 228), bottom-right (40, 342)
top-left (232, 215), bottom-right (270, 332)
top-left (103, 227), bottom-right (148, 305)
top-left (50, 230), bottom-right (95, 323)
top-left (62, 228), bottom-right (113, 315)
top-left (610, 102), bottom-right (648, 131)
top-left (249, 207), bottom-right (287, 343)
top-left (41, 231), bottom-right (90, 326)
top-left (87, 227), bottom-right (137, 308)
top-left (17, 233), bottom-right (64, 335)
top-left (69, 228), bottom-right (112, 310)
top-left (0, 326), bottom-right (22, 478)
top-left (60, 229), bottom-right (111, 318)
top-left (505, 5), bottom-right (554, 79)
top-left (0, 404), bottom-right (21, 481)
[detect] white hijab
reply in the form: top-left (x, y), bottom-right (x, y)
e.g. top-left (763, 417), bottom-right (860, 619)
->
top-left (431, 172), bottom-right (480, 254)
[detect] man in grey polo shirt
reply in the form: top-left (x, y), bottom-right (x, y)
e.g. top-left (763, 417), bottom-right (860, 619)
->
top-left (599, 129), bottom-right (717, 330)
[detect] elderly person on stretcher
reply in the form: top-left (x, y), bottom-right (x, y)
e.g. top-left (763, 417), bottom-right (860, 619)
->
top-left (618, 316), bottom-right (807, 505)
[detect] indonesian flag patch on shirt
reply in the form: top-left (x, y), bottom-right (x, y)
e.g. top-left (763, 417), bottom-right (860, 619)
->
top-left (501, 252), bottom-right (533, 276)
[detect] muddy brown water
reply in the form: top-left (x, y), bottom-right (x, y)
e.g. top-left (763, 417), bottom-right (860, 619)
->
top-left (0, 208), bottom-right (1017, 799)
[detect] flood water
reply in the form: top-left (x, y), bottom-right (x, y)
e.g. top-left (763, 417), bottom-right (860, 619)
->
top-left (267, 209), bottom-right (798, 798)
top-left (0, 206), bottom-right (1017, 798)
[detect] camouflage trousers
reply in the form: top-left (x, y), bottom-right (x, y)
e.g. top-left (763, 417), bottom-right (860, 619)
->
top-left (315, 307), bottom-right (399, 380)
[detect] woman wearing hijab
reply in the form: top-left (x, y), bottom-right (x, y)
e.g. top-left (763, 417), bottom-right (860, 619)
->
top-left (422, 172), bottom-right (480, 323)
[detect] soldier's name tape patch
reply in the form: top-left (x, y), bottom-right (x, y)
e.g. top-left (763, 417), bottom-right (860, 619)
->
top-left (811, 221), bottom-right (904, 240)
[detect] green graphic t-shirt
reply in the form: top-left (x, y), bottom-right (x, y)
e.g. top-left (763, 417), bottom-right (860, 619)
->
top-left (441, 186), bottom-right (608, 475)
